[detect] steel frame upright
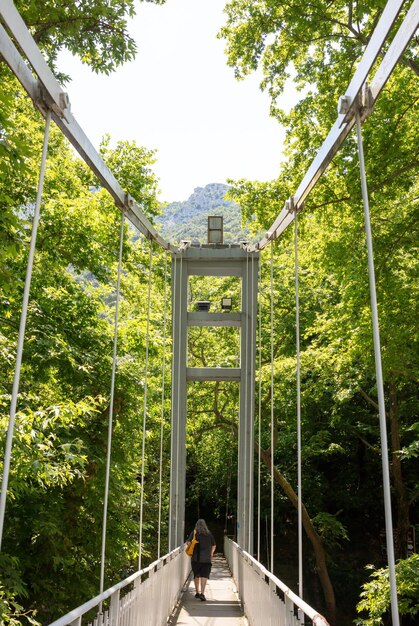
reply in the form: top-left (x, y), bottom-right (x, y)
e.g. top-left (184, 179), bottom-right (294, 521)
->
top-left (169, 245), bottom-right (259, 553)
top-left (169, 252), bottom-right (188, 549)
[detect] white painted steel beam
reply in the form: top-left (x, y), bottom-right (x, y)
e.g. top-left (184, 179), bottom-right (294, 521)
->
top-left (0, 0), bottom-right (69, 117)
top-left (0, 4), bottom-right (173, 251)
top-left (370, 0), bottom-right (419, 101)
top-left (0, 23), bottom-right (41, 106)
top-left (339, 0), bottom-right (405, 125)
top-left (186, 367), bottom-right (241, 381)
top-left (187, 312), bottom-right (242, 326)
top-left (169, 255), bottom-right (188, 550)
top-left (237, 254), bottom-right (258, 556)
top-left (184, 245), bottom-right (249, 275)
top-left (253, 0), bottom-right (418, 251)
top-left (187, 260), bottom-right (244, 277)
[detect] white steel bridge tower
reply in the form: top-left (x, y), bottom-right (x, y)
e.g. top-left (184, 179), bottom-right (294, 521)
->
top-left (169, 243), bottom-right (259, 555)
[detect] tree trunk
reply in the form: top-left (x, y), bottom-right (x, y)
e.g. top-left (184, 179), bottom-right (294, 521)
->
top-left (389, 375), bottom-right (410, 558)
top-left (259, 445), bottom-right (336, 625)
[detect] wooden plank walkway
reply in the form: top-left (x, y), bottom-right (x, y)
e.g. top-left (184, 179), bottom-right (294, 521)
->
top-left (168, 555), bottom-right (246, 625)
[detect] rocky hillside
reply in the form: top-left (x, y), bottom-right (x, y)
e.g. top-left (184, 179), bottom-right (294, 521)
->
top-left (155, 183), bottom-right (252, 244)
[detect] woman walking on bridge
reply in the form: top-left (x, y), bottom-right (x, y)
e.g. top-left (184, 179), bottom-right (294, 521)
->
top-left (186, 519), bottom-right (216, 601)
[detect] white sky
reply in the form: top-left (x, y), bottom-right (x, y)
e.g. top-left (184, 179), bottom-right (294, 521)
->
top-left (58, 0), bottom-right (289, 203)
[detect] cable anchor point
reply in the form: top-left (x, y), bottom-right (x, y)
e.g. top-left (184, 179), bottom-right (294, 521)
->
top-left (285, 196), bottom-right (296, 214)
top-left (36, 86), bottom-right (71, 121)
top-left (124, 193), bottom-right (134, 209)
top-left (360, 83), bottom-right (374, 115)
top-left (338, 83), bottom-right (373, 124)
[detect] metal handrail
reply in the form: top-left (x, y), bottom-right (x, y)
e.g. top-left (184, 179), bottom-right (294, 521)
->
top-left (48, 545), bottom-right (189, 626)
top-left (225, 537), bottom-right (330, 626)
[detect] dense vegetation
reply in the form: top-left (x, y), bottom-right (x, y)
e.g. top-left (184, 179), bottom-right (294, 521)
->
top-left (218, 1), bottom-right (418, 623)
top-left (0, 1), bottom-right (417, 625)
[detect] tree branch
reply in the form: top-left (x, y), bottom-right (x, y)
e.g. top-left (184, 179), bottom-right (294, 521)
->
top-left (359, 388), bottom-right (379, 412)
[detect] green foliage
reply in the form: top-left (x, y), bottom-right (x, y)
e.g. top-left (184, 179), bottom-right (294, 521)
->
top-left (0, 64), bottom-right (171, 620)
top-left (1, 1), bottom-right (418, 625)
top-left (218, 2), bottom-right (418, 622)
top-left (0, 585), bottom-right (40, 626)
top-left (12, 0), bottom-right (168, 76)
top-left (219, 1), bottom-right (417, 122)
top-left (312, 512), bottom-right (349, 550)
top-left (400, 423), bottom-right (419, 460)
top-left (100, 135), bottom-right (161, 218)
top-left (0, 398), bottom-right (100, 494)
top-left (0, 74), bottom-right (43, 293)
top-left (356, 555), bottom-right (419, 626)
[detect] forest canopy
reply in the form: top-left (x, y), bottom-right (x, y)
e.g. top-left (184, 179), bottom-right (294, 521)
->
top-left (0, 1), bottom-right (418, 625)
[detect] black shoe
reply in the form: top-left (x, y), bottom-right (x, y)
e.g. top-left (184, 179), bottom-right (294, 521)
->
top-left (195, 593), bottom-right (200, 598)
top-left (199, 593), bottom-right (206, 601)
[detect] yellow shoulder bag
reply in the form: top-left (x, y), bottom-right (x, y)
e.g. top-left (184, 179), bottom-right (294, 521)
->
top-left (185, 530), bottom-right (198, 556)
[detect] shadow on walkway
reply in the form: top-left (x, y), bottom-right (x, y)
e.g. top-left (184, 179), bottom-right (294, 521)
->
top-left (168, 555), bottom-right (246, 625)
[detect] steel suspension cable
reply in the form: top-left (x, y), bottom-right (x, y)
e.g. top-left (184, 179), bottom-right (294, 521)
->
top-left (175, 252), bottom-right (183, 546)
top-left (249, 253), bottom-right (256, 553)
top-left (99, 214), bottom-right (125, 609)
top-left (241, 252), bottom-right (249, 549)
top-left (247, 251), bottom-right (253, 551)
top-left (138, 243), bottom-right (154, 570)
top-left (157, 252), bottom-right (169, 559)
top-left (0, 110), bottom-right (51, 550)
top-left (257, 268), bottom-right (262, 562)
top-left (294, 211), bottom-right (303, 600)
top-left (269, 241), bottom-right (275, 573)
top-left (168, 254), bottom-right (176, 551)
top-left (355, 110), bottom-right (399, 626)
top-left (224, 426), bottom-right (234, 535)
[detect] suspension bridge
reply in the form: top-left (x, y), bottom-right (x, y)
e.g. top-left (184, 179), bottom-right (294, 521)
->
top-left (0, 0), bottom-right (417, 624)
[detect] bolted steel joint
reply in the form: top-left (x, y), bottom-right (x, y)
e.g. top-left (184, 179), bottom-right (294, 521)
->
top-left (59, 92), bottom-right (70, 113)
top-left (285, 196), bottom-right (295, 213)
top-left (124, 193), bottom-right (134, 209)
top-left (338, 94), bottom-right (352, 115)
top-left (361, 83), bottom-right (374, 113)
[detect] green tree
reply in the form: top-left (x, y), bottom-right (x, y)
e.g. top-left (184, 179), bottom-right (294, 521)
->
top-left (218, 4), bottom-right (418, 622)
top-left (0, 0), bottom-right (172, 622)
top-left (12, 0), bottom-right (168, 76)
top-left (0, 73), bottom-right (171, 621)
top-left (356, 554), bottom-right (419, 626)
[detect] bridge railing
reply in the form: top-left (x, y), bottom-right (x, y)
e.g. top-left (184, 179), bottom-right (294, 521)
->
top-left (224, 537), bottom-right (330, 626)
top-left (48, 545), bottom-right (190, 626)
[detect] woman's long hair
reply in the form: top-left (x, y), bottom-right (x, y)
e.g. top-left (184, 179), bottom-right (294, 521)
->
top-left (195, 518), bottom-right (209, 535)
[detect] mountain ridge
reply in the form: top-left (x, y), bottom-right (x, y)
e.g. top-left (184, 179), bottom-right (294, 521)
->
top-left (156, 182), bottom-right (251, 244)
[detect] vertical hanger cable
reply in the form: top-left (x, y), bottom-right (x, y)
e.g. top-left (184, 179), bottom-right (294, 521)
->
top-left (157, 252), bottom-right (169, 559)
top-left (138, 243), bottom-right (153, 570)
top-left (242, 252), bottom-right (249, 549)
top-left (0, 110), bottom-right (51, 550)
top-left (175, 252), bottom-right (183, 546)
top-left (168, 254), bottom-right (177, 551)
top-left (355, 109), bottom-right (399, 625)
top-left (248, 253), bottom-right (255, 551)
top-left (294, 212), bottom-right (303, 599)
top-left (269, 240), bottom-right (275, 573)
top-left (99, 213), bottom-right (125, 609)
top-left (257, 266), bottom-right (262, 562)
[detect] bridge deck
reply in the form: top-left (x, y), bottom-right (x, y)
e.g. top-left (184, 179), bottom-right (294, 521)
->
top-left (169, 555), bottom-right (246, 625)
